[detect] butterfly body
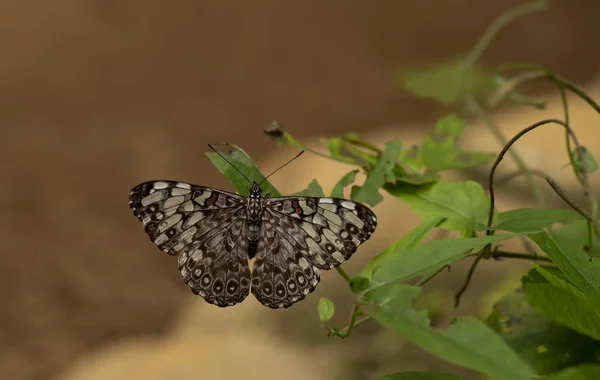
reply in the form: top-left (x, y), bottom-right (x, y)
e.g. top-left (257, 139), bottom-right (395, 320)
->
top-left (246, 182), bottom-right (266, 259)
top-left (129, 180), bottom-right (377, 309)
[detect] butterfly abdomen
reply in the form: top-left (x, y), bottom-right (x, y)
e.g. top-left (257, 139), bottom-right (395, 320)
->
top-left (248, 238), bottom-right (259, 260)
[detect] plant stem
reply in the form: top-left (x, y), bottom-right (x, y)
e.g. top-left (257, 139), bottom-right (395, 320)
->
top-left (466, 96), bottom-right (545, 208)
top-left (487, 71), bottom-right (546, 108)
top-left (329, 303), bottom-right (366, 338)
top-left (496, 169), bottom-right (549, 186)
top-left (335, 266), bottom-right (351, 282)
top-left (340, 303), bottom-right (360, 338)
top-left (491, 250), bottom-right (553, 263)
top-left (334, 265), bottom-right (452, 336)
top-left (454, 254), bottom-right (483, 307)
top-left (456, 244), bottom-right (557, 307)
top-left (338, 315), bottom-right (373, 337)
top-left (460, 0), bottom-right (548, 72)
top-left (342, 135), bottom-right (383, 155)
top-left (494, 62), bottom-right (600, 240)
top-left (486, 119), bottom-right (574, 236)
top-left (563, 80), bottom-right (600, 113)
top-left (417, 265), bottom-right (450, 287)
top-left (545, 177), bottom-right (594, 223)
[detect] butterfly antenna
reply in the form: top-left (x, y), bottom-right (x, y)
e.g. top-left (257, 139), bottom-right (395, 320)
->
top-left (259, 150), bottom-right (304, 185)
top-left (208, 144), bottom-right (253, 185)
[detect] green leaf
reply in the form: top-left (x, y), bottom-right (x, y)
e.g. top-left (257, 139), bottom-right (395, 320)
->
top-left (330, 170), bottom-right (358, 198)
top-left (442, 150), bottom-right (497, 171)
top-left (399, 60), bottom-right (491, 105)
top-left (341, 132), bottom-right (382, 154)
top-left (486, 288), bottom-right (600, 374)
top-left (487, 208), bottom-right (586, 232)
top-left (420, 114), bottom-right (495, 171)
top-left (387, 180), bottom-right (494, 231)
top-left (349, 276), bottom-right (370, 293)
top-left (326, 137), bottom-right (379, 168)
top-left (522, 276), bottom-right (600, 340)
top-left (397, 144), bottom-right (423, 172)
top-left (359, 217), bottom-right (445, 280)
top-left (533, 264), bottom-right (586, 298)
top-left (571, 146), bottom-right (598, 174)
top-left (326, 136), bottom-right (438, 186)
top-left (293, 179), bottom-right (325, 197)
top-left (317, 297), bottom-right (335, 323)
top-left (367, 232), bottom-right (526, 295)
top-left (368, 301), bottom-right (534, 380)
top-left (366, 283), bottom-right (420, 313)
top-left (351, 139), bottom-right (403, 207)
top-left (527, 230), bottom-right (600, 296)
top-left (421, 114), bottom-right (465, 171)
top-left (389, 172), bottom-right (440, 186)
top-left (546, 365), bottom-right (600, 380)
top-left (551, 221), bottom-right (600, 259)
top-left (206, 148), bottom-right (281, 197)
top-left (263, 121), bottom-right (305, 149)
top-left (378, 372), bottom-right (466, 380)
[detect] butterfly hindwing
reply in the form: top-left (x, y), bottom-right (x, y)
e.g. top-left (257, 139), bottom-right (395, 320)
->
top-left (251, 218), bottom-right (322, 309)
top-left (179, 217), bottom-right (252, 307)
top-left (250, 196), bottom-right (377, 308)
top-left (129, 181), bottom-right (251, 306)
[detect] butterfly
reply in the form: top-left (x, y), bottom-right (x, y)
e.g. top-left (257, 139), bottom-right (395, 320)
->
top-left (128, 147), bottom-right (377, 309)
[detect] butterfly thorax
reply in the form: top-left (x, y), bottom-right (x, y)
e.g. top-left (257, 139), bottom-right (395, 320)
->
top-left (246, 182), bottom-right (264, 259)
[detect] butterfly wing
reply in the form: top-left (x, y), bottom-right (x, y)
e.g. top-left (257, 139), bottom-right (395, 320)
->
top-left (250, 217), bottom-right (322, 309)
top-left (129, 181), bottom-right (251, 307)
top-left (251, 196), bottom-right (377, 308)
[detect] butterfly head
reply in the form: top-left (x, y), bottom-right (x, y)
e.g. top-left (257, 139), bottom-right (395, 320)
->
top-left (249, 182), bottom-right (262, 199)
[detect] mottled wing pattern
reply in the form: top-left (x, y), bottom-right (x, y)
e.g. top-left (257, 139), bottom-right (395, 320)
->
top-left (251, 218), bottom-right (322, 309)
top-left (129, 181), bottom-right (252, 307)
top-left (251, 196), bottom-right (377, 308)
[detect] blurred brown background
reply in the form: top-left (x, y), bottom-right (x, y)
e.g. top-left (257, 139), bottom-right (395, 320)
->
top-left (1, 1), bottom-right (599, 379)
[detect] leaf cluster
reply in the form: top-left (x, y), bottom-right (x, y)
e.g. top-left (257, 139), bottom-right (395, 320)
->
top-left (205, 1), bottom-right (600, 378)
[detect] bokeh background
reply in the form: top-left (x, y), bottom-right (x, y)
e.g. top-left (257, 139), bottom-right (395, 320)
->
top-left (1, 1), bottom-right (600, 379)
